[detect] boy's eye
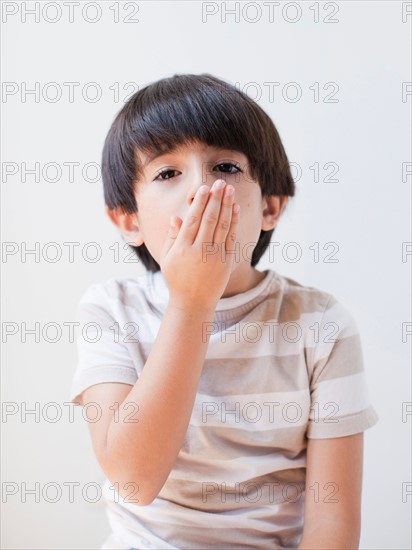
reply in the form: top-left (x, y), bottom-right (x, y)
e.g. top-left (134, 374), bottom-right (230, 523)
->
top-left (214, 162), bottom-right (242, 175)
top-left (153, 163), bottom-right (242, 182)
top-left (154, 169), bottom-right (178, 181)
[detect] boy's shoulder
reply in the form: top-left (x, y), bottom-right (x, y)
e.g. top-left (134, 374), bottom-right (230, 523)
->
top-left (79, 272), bottom-right (142, 297)
top-left (274, 271), bottom-right (335, 308)
top-left (77, 270), bottom-right (159, 312)
top-left (272, 271), bottom-right (359, 332)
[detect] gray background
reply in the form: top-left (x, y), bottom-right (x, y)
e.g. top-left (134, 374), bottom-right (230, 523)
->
top-left (1, 1), bottom-right (411, 548)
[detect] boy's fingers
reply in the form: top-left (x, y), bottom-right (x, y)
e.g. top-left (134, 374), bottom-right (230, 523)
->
top-left (225, 203), bottom-right (240, 254)
top-left (177, 185), bottom-right (210, 245)
top-left (195, 179), bottom-right (227, 246)
top-left (212, 184), bottom-right (235, 245)
top-left (161, 216), bottom-right (181, 258)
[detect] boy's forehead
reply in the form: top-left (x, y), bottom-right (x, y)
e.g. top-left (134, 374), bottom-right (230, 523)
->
top-left (138, 143), bottom-right (246, 169)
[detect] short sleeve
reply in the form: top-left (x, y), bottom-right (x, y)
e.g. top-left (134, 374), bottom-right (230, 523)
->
top-left (70, 284), bottom-right (139, 406)
top-left (306, 295), bottom-right (379, 438)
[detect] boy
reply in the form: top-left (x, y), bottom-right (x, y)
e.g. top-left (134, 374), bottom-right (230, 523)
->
top-left (70, 73), bottom-right (379, 549)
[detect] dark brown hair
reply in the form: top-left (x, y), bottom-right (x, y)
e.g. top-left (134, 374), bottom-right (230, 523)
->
top-left (102, 73), bottom-right (295, 272)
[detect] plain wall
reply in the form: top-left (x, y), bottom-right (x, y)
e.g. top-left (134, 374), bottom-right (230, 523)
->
top-left (1, 1), bottom-right (411, 548)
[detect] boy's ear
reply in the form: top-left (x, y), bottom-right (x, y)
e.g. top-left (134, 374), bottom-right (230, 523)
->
top-left (105, 206), bottom-right (144, 247)
top-left (261, 195), bottom-right (288, 231)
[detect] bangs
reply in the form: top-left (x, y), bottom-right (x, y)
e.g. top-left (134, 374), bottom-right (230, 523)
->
top-left (127, 75), bottom-right (259, 167)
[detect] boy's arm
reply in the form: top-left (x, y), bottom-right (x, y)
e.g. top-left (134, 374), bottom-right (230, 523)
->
top-left (82, 179), bottom-right (239, 506)
top-left (102, 300), bottom-right (215, 505)
top-left (298, 432), bottom-right (363, 549)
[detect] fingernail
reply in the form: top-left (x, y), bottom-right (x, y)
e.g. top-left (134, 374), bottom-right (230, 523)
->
top-left (199, 186), bottom-right (209, 195)
top-left (215, 179), bottom-right (225, 189)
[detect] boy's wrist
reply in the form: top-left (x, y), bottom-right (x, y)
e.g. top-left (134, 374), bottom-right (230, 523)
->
top-left (167, 298), bottom-right (216, 318)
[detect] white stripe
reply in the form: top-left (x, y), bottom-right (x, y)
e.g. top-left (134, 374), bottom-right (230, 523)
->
top-left (311, 371), bottom-right (371, 417)
top-left (191, 390), bottom-right (311, 430)
top-left (106, 485), bottom-right (304, 533)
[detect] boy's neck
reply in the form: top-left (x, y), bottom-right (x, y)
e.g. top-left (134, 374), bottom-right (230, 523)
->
top-left (220, 267), bottom-right (267, 299)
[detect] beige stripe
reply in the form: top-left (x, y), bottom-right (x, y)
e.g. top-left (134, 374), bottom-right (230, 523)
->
top-left (207, 315), bottom-right (358, 357)
top-left (311, 333), bottom-right (364, 383)
top-left (179, 423), bottom-right (309, 460)
top-left (141, 335), bottom-right (362, 395)
top-left (141, 314), bottom-right (358, 363)
top-left (146, 524), bottom-right (301, 550)
top-left (200, 354), bottom-right (311, 394)
top-left (307, 404), bottom-right (379, 438)
top-left (169, 449), bottom-right (307, 484)
top-left (158, 469), bottom-right (306, 511)
top-left (211, 285), bottom-right (330, 325)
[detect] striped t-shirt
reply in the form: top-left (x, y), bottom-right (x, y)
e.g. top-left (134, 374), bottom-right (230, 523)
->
top-left (70, 268), bottom-right (379, 550)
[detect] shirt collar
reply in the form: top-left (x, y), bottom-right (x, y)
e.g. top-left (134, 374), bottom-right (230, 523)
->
top-left (146, 268), bottom-right (276, 315)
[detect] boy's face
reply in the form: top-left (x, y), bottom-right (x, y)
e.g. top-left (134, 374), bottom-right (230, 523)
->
top-left (107, 140), bottom-right (287, 296)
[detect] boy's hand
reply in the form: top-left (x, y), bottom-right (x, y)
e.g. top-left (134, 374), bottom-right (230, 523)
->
top-left (159, 179), bottom-right (240, 312)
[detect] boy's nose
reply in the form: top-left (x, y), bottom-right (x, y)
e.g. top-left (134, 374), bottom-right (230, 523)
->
top-left (187, 178), bottom-right (225, 205)
top-left (187, 181), bottom-right (210, 205)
